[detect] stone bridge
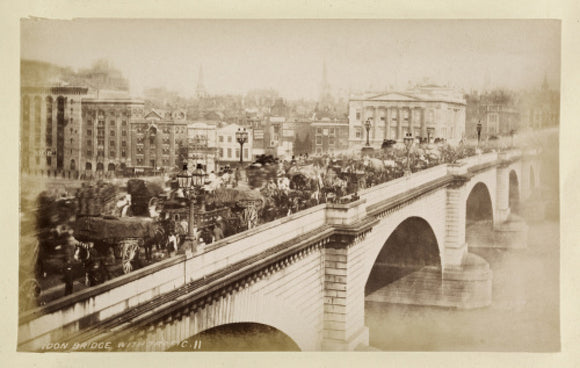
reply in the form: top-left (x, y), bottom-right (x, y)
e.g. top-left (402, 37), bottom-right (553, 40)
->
top-left (18, 149), bottom-right (543, 352)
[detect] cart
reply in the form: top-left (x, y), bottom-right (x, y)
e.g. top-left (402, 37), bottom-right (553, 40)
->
top-left (73, 216), bottom-right (162, 274)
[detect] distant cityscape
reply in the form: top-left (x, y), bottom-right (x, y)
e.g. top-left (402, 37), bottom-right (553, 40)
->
top-left (20, 58), bottom-right (559, 177)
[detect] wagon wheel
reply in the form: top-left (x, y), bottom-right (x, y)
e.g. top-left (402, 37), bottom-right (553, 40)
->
top-left (121, 239), bottom-right (140, 274)
top-left (20, 278), bottom-right (41, 308)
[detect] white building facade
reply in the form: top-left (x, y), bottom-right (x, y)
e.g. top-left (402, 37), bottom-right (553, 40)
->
top-left (216, 123), bottom-right (254, 165)
top-left (187, 121), bottom-right (218, 171)
top-left (348, 86), bottom-right (466, 146)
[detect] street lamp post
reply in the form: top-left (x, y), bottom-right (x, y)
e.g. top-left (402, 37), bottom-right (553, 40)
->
top-left (364, 118), bottom-right (372, 146)
top-left (235, 128), bottom-right (249, 164)
top-left (362, 118), bottom-right (374, 155)
top-left (403, 132), bottom-right (414, 176)
top-left (176, 163), bottom-right (205, 256)
top-left (476, 121), bottom-right (482, 146)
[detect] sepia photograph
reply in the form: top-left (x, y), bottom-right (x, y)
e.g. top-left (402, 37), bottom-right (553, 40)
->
top-left (15, 16), bottom-right (564, 355)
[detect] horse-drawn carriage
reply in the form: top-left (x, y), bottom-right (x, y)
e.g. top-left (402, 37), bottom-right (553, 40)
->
top-left (73, 216), bottom-right (165, 276)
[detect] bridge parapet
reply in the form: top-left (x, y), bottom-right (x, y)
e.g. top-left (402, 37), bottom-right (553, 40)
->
top-left (458, 151), bottom-right (498, 167)
top-left (360, 164), bottom-right (448, 209)
top-left (326, 199), bottom-right (367, 226)
top-left (19, 147), bottom-right (542, 351)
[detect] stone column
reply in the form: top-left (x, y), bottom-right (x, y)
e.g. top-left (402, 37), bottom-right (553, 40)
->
top-left (408, 107), bottom-right (413, 137)
top-left (396, 108), bottom-right (402, 141)
top-left (494, 160), bottom-right (529, 249)
top-left (441, 167), bottom-right (492, 308)
top-left (372, 107), bottom-right (378, 144)
top-left (383, 108), bottom-right (389, 140)
top-left (495, 163), bottom-right (511, 225)
top-left (322, 200), bottom-right (370, 351)
top-left (444, 175), bottom-right (468, 269)
top-left (421, 108), bottom-right (427, 138)
top-left (520, 159), bottom-right (531, 201)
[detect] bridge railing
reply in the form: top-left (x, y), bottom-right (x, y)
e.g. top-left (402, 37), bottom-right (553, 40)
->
top-left (184, 203), bottom-right (328, 282)
top-left (359, 164), bottom-right (449, 209)
top-left (20, 147), bottom-right (531, 350)
top-left (19, 203), bottom-right (330, 350)
top-left (457, 151), bottom-right (499, 167)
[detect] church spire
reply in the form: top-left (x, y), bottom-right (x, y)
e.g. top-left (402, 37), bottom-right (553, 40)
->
top-left (319, 60), bottom-right (333, 106)
top-left (196, 65), bottom-right (207, 98)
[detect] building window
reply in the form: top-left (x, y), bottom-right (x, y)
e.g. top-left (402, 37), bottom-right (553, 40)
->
top-left (122, 150), bottom-right (126, 157)
top-left (235, 149), bottom-right (240, 158)
top-left (219, 148), bottom-right (224, 157)
top-left (87, 129), bottom-right (92, 136)
top-left (227, 148), bottom-right (232, 158)
top-left (329, 137), bottom-right (335, 145)
top-left (86, 139), bottom-right (92, 147)
top-left (122, 130), bottom-right (126, 136)
top-left (227, 136), bottom-right (232, 143)
top-left (316, 136), bottom-right (322, 145)
top-left (110, 130), bottom-right (115, 137)
top-left (244, 148), bottom-right (248, 158)
top-left (403, 110), bottom-right (409, 121)
top-left (356, 110), bottom-right (361, 120)
top-left (110, 151), bottom-right (116, 157)
top-left (355, 128), bottom-right (362, 139)
top-left (122, 140), bottom-right (126, 147)
top-left (329, 128), bottom-right (335, 136)
top-left (86, 150), bottom-right (92, 157)
top-left (316, 127), bottom-right (323, 134)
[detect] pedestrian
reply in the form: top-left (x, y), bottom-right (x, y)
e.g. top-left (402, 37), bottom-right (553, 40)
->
top-left (103, 247), bottom-right (116, 281)
top-left (63, 260), bottom-right (74, 296)
top-left (167, 232), bottom-right (177, 257)
top-left (212, 224), bottom-right (224, 242)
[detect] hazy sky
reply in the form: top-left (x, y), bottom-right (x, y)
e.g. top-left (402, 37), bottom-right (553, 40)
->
top-left (21, 19), bottom-right (560, 99)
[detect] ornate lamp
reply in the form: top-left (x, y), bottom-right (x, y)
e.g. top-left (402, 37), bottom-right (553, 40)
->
top-left (177, 163), bottom-right (205, 255)
top-left (235, 128), bottom-right (249, 164)
top-left (364, 118), bottom-right (372, 146)
top-left (403, 132), bottom-right (414, 176)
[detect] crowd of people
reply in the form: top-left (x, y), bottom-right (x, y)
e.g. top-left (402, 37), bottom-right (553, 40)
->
top-left (22, 137), bottom-right (521, 307)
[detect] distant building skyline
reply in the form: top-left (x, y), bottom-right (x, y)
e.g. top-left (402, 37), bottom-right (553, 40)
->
top-left (21, 19), bottom-right (560, 100)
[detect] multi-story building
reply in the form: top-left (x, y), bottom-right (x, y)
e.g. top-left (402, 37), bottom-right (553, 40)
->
top-left (465, 90), bottom-right (520, 139)
top-left (21, 86), bottom-right (89, 176)
top-left (130, 109), bottom-right (188, 171)
top-left (311, 119), bottom-right (349, 154)
top-left (81, 97), bottom-right (144, 173)
top-left (348, 85), bottom-right (466, 146)
top-left (518, 78), bottom-right (560, 130)
top-left (187, 122), bottom-right (218, 172)
top-left (216, 123), bottom-right (253, 166)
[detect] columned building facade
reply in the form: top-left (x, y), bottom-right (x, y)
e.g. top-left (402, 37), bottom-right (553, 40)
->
top-left (21, 86), bottom-right (89, 176)
top-left (348, 87), bottom-right (466, 147)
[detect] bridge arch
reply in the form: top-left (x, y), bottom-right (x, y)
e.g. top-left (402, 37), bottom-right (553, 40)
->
top-left (157, 292), bottom-right (316, 351)
top-left (509, 169), bottom-right (520, 213)
top-left (529, 166), bottom-right (536, 191)
top-left (169, 322), bottom-right (300, 351)
top-left (466, 182), bottom-right (494, 224)
top-left (365, 216), bottom-right (441, 295)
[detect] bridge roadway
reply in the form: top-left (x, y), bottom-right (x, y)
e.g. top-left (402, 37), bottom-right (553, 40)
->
top-left (18, 148), bottom-right (542, 351)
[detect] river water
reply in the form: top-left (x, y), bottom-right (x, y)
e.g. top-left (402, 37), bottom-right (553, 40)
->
top-left (365, 219), bottom-right (560, 352)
